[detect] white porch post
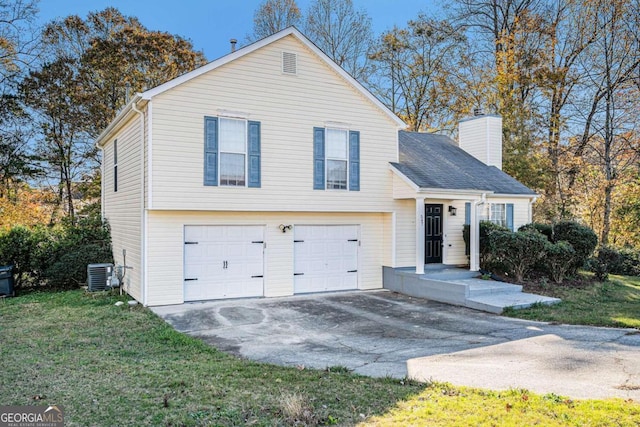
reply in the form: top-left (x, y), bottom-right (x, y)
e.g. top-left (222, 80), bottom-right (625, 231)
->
top-left (415, 197), bottom-right (425, 274)
top-left (470, 199), bottom-right (480, 271)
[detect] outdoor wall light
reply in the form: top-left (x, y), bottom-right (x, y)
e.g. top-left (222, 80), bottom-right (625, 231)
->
top-left (448, 206), bottom-right (457, 216)
top-left (279, 224), bottom-right (292, 233)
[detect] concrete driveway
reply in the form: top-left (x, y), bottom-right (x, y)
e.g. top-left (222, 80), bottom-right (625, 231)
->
top-left (152, 290), bottom-right (640, 400)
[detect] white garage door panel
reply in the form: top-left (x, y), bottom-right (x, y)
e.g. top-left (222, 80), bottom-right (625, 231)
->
top-left (184, 225), bottom-right (264, 301)
top-left (294, 225), bottom-right (359, 294)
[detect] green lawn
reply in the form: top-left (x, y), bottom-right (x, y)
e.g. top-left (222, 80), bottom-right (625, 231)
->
top-left (503, 274), bottom-right (640, 329)
top-left (1, 290), bottom-right (638, 426)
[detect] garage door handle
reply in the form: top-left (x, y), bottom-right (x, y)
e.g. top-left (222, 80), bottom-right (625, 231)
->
top-left (347, 270), bottom-right (357, 273)
top-left (185, 278), bottom-right (198, 281)
top-left (185, 241), bottom-right (198, 245)
top-left (252, 241), bottom-right (264, 244)
top-left (251, 275), bottom-right (263, 278)
top-left (294, 240), bottom-right (304, 243)
top-left (294, 273), bottom-right (304, 276)
top-left (347, 239), bottom-right (358, 242)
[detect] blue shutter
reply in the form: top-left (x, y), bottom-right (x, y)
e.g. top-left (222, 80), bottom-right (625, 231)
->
top-left (464, 202), bottom-right (471, 225)
top-left (313, 127), bottom-right (325, 190)
top-left (247, 121), bottom-right (261, 188)
top-left (349, 130), bottom-right (360, 191)
top-left (204, 117), bottom-right (218, 186)
top-left (506, 203), bottom-right (514, 231)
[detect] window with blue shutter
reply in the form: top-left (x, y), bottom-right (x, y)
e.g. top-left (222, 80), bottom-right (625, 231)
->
top-left (247, 121), bottom-right (261, 188)
top-left (349, 131), bottom-right (360, 191)
top-left (204, 116), bottom-right (261, 187)
top-left (506, 203), bottom-right (514, 231)
top-left (314, 127), bottom-right (360, 191)
top-left (204, 117), bottom-right (218, 186)
top-left (313, 127), bottom-right (325, 190)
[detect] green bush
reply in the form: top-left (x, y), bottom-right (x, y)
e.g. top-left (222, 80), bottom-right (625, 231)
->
top-left (544, 240), bottom-right (576, 284)
top-left (518, 223), bottom-right (553, 241)
top-left (488, 230), bottom-right (547, 282)
top-left (0, 215), bottom-right (113, 290)
top-left (463, 221), bottom-right (511, 271)
top-left (0, 226), bottom-right (38, 288)
top-left (553, 221), bottom-right (598, 275)
top-left (589, 246), bottom-right (640, 281)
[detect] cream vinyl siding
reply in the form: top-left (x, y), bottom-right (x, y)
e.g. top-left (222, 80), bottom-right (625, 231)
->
top-left (149, 35), bottom-right (398, 213)
top-left (102, 116), bottom-right (143, 300)
top-left (392, 172), bottom-right (419, 199)
top-left (393, 199), bottom-right (416, 267)
top-left (443, 200), bottom-right (468, 265)
top-left (145, 211), bottom-right (387, 306)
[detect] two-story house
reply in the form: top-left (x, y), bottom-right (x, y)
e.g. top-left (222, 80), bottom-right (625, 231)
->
top-left (96, 27), bottom-right (536, 306)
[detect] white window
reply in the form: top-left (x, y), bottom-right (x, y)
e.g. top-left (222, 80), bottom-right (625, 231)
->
top-left (219, 117), bottom-right (246, 186)
top-left (326, 128), bottom-right (348, 190)
top-left (490, 203), bottom-right (507, 227)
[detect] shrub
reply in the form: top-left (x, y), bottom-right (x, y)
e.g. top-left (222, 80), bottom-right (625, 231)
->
top-left (589, 246), bottom-right (640, 281)
top-left (553, 221), bottom-right (598, 275)
top-left (518, 222), bottom-right (553, 241)
top-left (0, 226), bottom-right (40, 289)
top-left (0, 215), bottom-right (113, 290)
top-left (463, 221), bottom-right (511, 271)
top-left (544, 240), bottom-right (576, 284)
top-left (488, 230), bottom-right (547, 282)
top-left (614, 248), bottom-right (640, 276)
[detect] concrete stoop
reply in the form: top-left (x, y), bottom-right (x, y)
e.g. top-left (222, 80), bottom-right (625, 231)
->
top-left (383, 266), bottom-right (561, 314)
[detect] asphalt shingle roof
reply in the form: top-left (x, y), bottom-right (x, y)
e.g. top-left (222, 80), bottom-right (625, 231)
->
top-left (391, 131), bottom-right (536, 195)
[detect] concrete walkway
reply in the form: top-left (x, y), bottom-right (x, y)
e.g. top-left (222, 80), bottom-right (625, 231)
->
top-left (152, 290), bottom-right (640, 400)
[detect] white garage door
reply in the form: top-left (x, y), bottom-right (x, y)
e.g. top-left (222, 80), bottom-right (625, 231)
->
top-left (184, 225), bottom-right (264, 301)
top-left (294, 225), bottom-right (359, 294)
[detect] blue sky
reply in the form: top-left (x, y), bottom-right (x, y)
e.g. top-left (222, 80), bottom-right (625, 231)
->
top-left (37, 0), bottom-right (443, 60)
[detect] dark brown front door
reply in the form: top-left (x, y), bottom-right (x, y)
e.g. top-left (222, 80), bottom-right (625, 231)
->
top-left (425, 204), bottom-right (443, 263)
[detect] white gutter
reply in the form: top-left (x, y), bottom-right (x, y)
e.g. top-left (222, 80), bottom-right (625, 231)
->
top-left (95, 94), bottom-right (143, 148)
top-left (131, 101), bottom-right (147, 307)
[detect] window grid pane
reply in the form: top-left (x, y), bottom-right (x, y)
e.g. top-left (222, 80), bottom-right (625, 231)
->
top-left (326, 129), bottom-right (348, 159)
top-left (220, 153), bottom-right (246, 186)
top-left (327, 159), bottom-right (347, 189)
top-left (219, 117), bottom-right (246, 153)
top-left (490, 203), bottom-right (506, 227)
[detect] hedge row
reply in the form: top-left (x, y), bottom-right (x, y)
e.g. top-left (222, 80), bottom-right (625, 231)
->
top-left (464, 221), bottom-right (599, 283)
top-left (0, 215), bottom-right (113, 290)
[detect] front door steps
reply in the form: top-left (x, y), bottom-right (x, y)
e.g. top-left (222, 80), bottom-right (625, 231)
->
top-left (383, 265), bottom-right (561, 314)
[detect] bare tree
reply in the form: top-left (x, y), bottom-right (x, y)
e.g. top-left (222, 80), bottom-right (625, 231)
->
top-left (304, 0), bottom-right (373, 81)
top-left (249, 0), bottom-right (301, 41)
top-left (369, 16), bottom-right (467, 132)
top-left (572, 0), bottom-right (640, 244)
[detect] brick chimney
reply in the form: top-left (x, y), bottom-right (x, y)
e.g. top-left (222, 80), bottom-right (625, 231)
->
top-left (458, 110), bottom-right (503, 170)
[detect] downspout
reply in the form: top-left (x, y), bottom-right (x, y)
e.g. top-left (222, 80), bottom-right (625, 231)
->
top-left (528, 196), bottom-right (538, 223)
top-left (470, 193), bottom-right (486, 271)
top-left (131, 101), bottom-right (147, 306)
top-left (100, 148), bottom-right (105, 220)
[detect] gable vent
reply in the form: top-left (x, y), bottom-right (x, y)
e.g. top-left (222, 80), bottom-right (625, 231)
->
top-left (282, 51), bottom-right (297, 75)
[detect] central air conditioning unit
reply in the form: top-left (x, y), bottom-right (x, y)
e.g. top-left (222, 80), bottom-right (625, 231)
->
top-left (87, 263), bottom-right (113, 292)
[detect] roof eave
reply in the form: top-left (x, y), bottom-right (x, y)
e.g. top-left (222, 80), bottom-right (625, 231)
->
top-left (95, 94), bottom-right (146, 148)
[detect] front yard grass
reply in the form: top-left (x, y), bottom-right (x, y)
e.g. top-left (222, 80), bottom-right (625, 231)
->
top-left (1, 290), bottom-right (638, 426)
top-left (503, 274), bottom-right (640, 329)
